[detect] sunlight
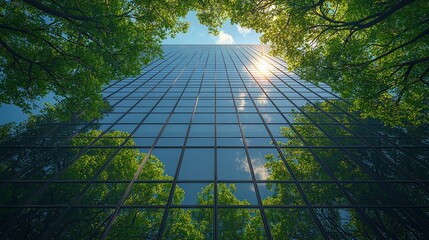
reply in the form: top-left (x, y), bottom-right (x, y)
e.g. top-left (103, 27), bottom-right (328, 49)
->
top-left (254, 57), bottom-right (273, 79)
top-left (256, 59), bottom-right (270, 73)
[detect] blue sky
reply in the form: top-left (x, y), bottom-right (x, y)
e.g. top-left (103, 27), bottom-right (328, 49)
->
top-left (163, 12), bottom-right (261, 44)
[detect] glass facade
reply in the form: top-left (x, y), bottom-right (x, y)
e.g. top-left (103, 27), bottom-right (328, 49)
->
top-left (1, 45), bottom-right (428, 239)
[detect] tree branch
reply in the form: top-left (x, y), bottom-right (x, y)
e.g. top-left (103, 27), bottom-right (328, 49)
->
top-left (22, 0), bottom-right (93, 21)
top-left (314, 0), bottom-right (415, 30)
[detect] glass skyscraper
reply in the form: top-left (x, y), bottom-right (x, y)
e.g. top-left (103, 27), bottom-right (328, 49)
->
top-left (1, 45), bottom-right (428, 239)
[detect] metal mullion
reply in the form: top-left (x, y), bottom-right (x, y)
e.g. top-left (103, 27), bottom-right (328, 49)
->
top-left (254, 47), bottom-right (349, 106)
top-left (124, 145), bottom-right (425, 149)
top-left (213, 46), bottom-right (219, 240)
top-left (229, 46), bottom-right (331, 239)
top-left (104, 53), bottom-right (178, 111)
top-left (291, 121), bottom-right (429, 234)
top-left (156, 48), bottom-right (209, 240)
top-left (100, 48), bottom-right (204, 240)
top-left (3, 51), bottom-right (185, 237)
top-left (239, 45), bottom-right (428, 237)
top-left (222, 47), bottom-right (273, 240)
top-left (72, 51), bottom-right (178, 133)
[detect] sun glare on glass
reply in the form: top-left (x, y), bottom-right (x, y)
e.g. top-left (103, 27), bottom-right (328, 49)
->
top-left (255, 58), bottom-right (273, 78)
top-left (257, 59), bottom-right (269, 72)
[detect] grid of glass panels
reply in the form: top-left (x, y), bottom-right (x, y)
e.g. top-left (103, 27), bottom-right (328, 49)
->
top-left (0, 45), bottom-right (428, 239)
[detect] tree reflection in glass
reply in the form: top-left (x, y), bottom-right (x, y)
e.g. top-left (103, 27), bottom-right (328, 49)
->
top-left (261, 100), bottom-right (429, 239)
top-left (1, 99), bottom-right (428, 239)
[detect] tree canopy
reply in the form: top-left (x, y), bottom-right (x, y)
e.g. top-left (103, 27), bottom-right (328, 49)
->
top-left (195, 0), bottom-right (429, 126)
top-left (0, 0), bottom-right (190, 120)
top-left (1, 0), bottom-right (428, 125)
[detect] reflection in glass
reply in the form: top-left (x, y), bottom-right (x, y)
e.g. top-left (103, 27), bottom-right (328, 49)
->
top-left (265, 208), bottom-right (322, 239)
top-left (258, 183), bottom-right (303, 206)
top-left (219, 183), bottom-right (258, 205)
top-left (126, 183), bottom-right (172, 206)
top-left (218, 208), bottom-right (267, 239)
top-left (217, 148), bottom-right (251, 180)
top-left (1, 46), bottom-right (428, 239)
top-left (108, 208), bottom-right (164, 239)
top-left (175, 183), bottom-right (211, 205)
top-left (178, 148), bottom-right (214, 180)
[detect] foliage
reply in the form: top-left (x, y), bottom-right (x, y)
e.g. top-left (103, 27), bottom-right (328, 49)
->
top-left (0, 0), bottom-right (190, 120)
top-left (0, 122), bottom-right (15, 143)
top-left (196, 0), bottom-right (429, 126)
top-left (3, 1), bottom-right (427, 125)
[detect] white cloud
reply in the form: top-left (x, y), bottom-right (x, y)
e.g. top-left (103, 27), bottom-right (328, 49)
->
top-left (216, 31), bottom-right (234, 44)
top-left (237, 25), bottom-right (251, 36)
top-left (236, 155), bottom-right (270, 181)
top-left (253, 164), bottom-right (270, 180)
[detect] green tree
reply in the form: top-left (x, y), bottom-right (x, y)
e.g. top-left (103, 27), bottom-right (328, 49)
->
top-left (0, 0), bottom-right (190, 120)
top-left (196, 0), bottom-right (429, 126)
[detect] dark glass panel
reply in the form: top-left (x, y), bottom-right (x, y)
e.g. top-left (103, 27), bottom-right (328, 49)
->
top-left (301, 183), bottom-right (349, 205)
top-left (364, 208), bottom-right (427, 239)
top-left (157, 137), bottom-right (185, 147)
top-left (3, 208), bottom-right (65, 239)
top-left (217, 183), bottom-right (258, 205)
top-left (265, 208), bottom-right (322, 239)
top-left (140, 148), bottom-right (181, 180)
top-left (280, 148), bottom-right (331, 180)
top-left (189, 124), bottom-right (215, 138)
top-left (217, 137), bottom-right (244, 147)
top-left (178, 148), bottom-right (214, 180)
top-left (107, 208), bottom-right (163, 239)
top-left (258, 183), bottom-right (304, 205)
top-left (242, 124), bottom-right (270, 137)
top-left (163, 208), bottom-right (214, 240)
top-left (186, 137), bottom-right (215, 146)
top-left (217, 148), bottom-right (251, 180)
top-left (161, 124), bottom-right (188, 138)
top-left (218, 208), bottom-right (267, 239)
top-left (125, 183), bottom-right (172, 206)
top-left (175, 183), bottom-right (212, 205)
top-left (216, 124), bottom-right (242, 137)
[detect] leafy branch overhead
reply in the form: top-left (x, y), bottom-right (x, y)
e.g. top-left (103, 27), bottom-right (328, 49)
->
top-left (1, 0), bottom-right (428, 125)
top-left (0, 0), bottom-right (190, 120)
top-left (196, 0), bottom-right (429, 126)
